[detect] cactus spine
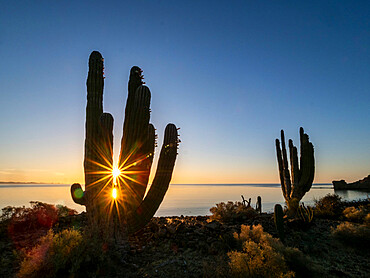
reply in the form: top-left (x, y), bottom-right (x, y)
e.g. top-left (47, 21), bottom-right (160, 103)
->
top-left (275, 127), bottom-right (315, 213)
top-left (71, 51), bottom-right (179, 236)
top-left (274, 204), bottom-right (285, 241)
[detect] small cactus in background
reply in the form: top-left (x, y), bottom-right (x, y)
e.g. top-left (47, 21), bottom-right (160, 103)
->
top-left (298, 203), bottom-right (314, 224)
top-left (274, 204), bottom-right (285, 241)
top-left (71, 51), bottom-right (179, 237)
top-left (256, 196), bottom-right (262, 214)
top-left (275, 127), bottom-right (315, 214)
top-left (241, 195), bottom-right (251, 207)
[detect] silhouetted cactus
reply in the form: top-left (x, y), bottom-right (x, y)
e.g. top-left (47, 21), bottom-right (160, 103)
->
top-left (297, 203), bottom-right (314, 224)
top-left (256, 196), bottom-right (262, 214)
top-left (241, 195), bottom-right (251, 208)
top-left (274, 204), bottom-right (285, 241)
top-left (275, 127), bottom-right (315, 213)
top-left (71, 51), bottom-right (179, 236)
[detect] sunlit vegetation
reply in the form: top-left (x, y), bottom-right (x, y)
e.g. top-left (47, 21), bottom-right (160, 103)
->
top-left (228, 224), bottom-right (317, 278)
top-left (18, 229), bottom-right (82, 278)
top-left (330, 201), bottom-right (370, 246)
top-left (314, 194), bottom-right (344, 219)
top-left (1, 198), bottom-right (369, 277)
top-left (314, 194), bottom-right (370, 222)
top-left (331, 222), bottom-right (370, 245)
top-left (0, 201), bottom-right (76, 223)
top-left (209, 201), bottom-right (257, 223)
top-left (342, 205), bottom-right (370, 223)
top-left (0, 202), bottom-right (77, 250)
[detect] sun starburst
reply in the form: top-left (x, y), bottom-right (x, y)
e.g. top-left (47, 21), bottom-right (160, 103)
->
top-left (84, 137), bottom-right (153, 224)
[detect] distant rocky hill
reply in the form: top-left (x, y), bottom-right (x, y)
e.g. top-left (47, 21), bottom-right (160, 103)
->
top-left (333, 175), bottom-right (370, 190)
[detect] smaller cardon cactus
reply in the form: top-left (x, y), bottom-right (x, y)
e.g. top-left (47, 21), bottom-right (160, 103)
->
top-left (256, 196), bottom-right (262, 214)
top-left (274, 204), bottom-right (284, 241)
top-left (275, 127), bottom-right (315, 214)
top-left (297, 203), bottom-right (314, 224)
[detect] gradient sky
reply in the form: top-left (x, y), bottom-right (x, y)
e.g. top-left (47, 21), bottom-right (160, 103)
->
top-left (0, 1), bottom-right (369, 184)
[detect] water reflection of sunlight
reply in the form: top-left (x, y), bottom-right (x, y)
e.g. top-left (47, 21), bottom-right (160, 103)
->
top-left (112, 187), bottom-right (118, 199)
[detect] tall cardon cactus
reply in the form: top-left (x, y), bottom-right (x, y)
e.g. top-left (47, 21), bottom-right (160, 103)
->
top-left (275, 127), bottom-right (314, 214)
top-left (71, 51), bottom-right (179, 236)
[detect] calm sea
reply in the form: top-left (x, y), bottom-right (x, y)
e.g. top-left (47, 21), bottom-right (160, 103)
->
top-left (0, 184), bottom-right (368, 216)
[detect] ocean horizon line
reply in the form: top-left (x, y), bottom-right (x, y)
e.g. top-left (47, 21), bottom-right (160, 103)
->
top-left (0, 182), bottom-right (332, 188)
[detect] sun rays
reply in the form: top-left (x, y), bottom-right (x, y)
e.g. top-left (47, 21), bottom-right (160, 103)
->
top-left (84, 142), bottom-right (153, 223)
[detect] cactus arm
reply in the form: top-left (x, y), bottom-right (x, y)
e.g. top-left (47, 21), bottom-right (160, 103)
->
top-left (128, 66), bottom-right (144, 98)
top-left (99, 113), bottom-right (114, 163)
top-left (306, 142), bottom-right (315, 189)
top-left (289, 139), bottom-right (300, 194)
top-left (71, 183), bottom-right (86, 205)
top-left (280, 130), bottom-right (292, 198)
top-left (275, 139), bottom-right (287, 199)
top-left (135, 123), bottom-right (156, 200)
top-left (120, 68), bottom-right (146, 165)
top-left (298, 127), bottom-right (311, 187)
top-left (84, 51), bottom-right (104, 209)
top-left (71, 51), bottom-right (105, 211)
top-left (119, 85), bottom-right (152, 210)
top-left (119, 85), bottom-right (151, 169)
top-left (127, 124), bottom-right (178, 234)
top-left (129, 86), bottom-right (151, 151)
top-left (97, 112), bottom-right (114, 203)
top-left (85, 51), bottom-right (104, 171)
top-left (294, 128), bottom-right (315, 199)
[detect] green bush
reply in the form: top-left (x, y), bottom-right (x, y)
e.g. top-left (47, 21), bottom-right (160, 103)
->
top-left (314, 194), bottom-right (343, 219)
top-left (228, 224), bottom-right (317, 278)
top-left (18, 229), bottom-right (83, 278)
top-left (331, 222), bottom-right (370, 245)
top-left (210, 201), bottom-right (257, 223)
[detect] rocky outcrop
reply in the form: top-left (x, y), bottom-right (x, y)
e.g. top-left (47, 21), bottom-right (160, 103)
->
top-left (333, 175), bottom-right (370, 190)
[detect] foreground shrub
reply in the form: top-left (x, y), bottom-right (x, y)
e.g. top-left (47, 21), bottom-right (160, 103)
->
top-left (365, 214), bottom-right (370, 226)
top-left (1, 201), bottom-right (77, 230)
top-left (314, 194), bottom-right (343, 219)
top-left (210, 201), bottom-right (257, 222)
top-left (228, 224), bottom-right (318, 278)
top-left (0, 202), bottom-right (77, 249)
top-left (18, 229), bottom-right (82, 278)
top-left (331, 222), bottom-right (370, 245)
top-left (343, 207), bottom-right (365, 222)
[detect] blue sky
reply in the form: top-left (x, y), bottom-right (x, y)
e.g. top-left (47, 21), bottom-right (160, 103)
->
top-left (0, 1), bottom-right (369, 183)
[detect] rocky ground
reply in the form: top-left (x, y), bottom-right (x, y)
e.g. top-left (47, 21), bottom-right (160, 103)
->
top-left (1, 208), bottom-right (369, 277)
top-left (127, 215), bottom-right (370, 277)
